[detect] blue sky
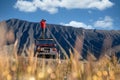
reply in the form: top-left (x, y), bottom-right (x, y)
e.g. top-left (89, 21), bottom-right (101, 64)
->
top-left (0, 0), bottom-right (120, 30)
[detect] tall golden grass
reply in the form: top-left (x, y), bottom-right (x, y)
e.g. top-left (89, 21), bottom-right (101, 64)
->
top-left (0, 40), bottom-right (120, 80)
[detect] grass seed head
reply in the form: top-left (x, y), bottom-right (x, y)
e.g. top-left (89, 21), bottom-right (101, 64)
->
top-left (96, 71), bottom-right (102, 77)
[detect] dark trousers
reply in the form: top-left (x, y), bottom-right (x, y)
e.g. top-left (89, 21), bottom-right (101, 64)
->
top-left (41, 28), bottom-right (45, 39)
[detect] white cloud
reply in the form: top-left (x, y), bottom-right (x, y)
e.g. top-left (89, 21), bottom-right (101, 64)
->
top-left (94, 16), bottom-right (113, 29)
top-left (14, 0), bottom-right (114, 14)
top-left (87, 0), bottom-right (114, 10)
top-left (61, 21), bottom-right (93, 29)
top-left (61, 16), bottom-right (114, 29)
top-left (14, 0), bottom-right (37, 12)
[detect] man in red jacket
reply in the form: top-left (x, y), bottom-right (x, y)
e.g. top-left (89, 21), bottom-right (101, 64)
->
top-left (40, 19), bottom-right (46, 39)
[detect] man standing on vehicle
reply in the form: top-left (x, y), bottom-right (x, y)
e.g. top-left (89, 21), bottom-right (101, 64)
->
top-left (40, 19), bottom-right (46, 39)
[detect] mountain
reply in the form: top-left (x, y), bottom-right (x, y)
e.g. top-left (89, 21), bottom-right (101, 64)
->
top-left (0, 18), bottom-right (120, 60)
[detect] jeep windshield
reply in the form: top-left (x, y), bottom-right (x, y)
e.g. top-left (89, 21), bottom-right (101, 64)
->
top-left (35, 39), bottom-right (55, 47)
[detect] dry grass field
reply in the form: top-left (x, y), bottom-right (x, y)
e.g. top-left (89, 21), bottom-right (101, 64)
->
top-left (0, 40), bottom-right (120, 80)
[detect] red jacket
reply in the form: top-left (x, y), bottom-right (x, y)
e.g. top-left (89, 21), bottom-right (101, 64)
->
top-left (40, 20), bottom-right (46, 29)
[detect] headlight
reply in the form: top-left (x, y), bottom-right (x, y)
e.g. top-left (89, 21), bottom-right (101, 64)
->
top-left (41, 48), bottom-right (44, 51)
top-left (52, 48), bottom-right (57, 51)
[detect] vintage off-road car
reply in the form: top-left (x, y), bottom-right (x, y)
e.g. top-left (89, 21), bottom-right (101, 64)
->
top-left (34, 38), bottom-right (58, 58)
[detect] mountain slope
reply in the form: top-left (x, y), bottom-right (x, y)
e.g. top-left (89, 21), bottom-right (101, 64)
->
top-left (1, 19), bottom-right (120, 59)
